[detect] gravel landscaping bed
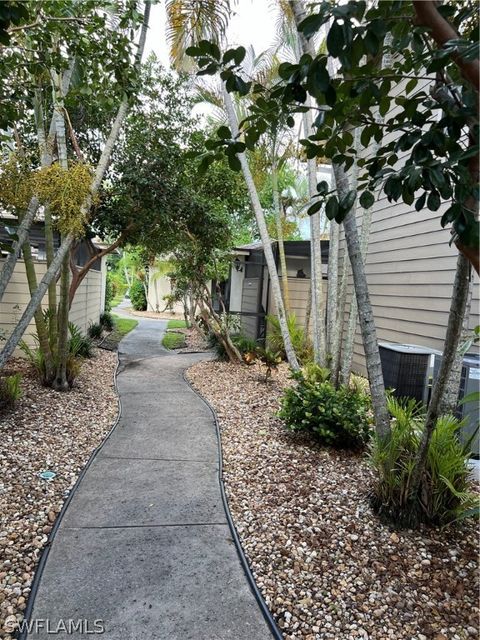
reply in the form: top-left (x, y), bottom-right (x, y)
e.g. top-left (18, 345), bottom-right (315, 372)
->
top-left (0, 350), bottom-right (118, 638)
top-left (186, 360), bottom-right (479, 640)
top-left (177, 327), bottom-right (209, 353)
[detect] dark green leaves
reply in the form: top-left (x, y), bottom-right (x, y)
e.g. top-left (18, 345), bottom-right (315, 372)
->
top-left (359, 191), bottom-right (375, 209)
top-left (327, 21), bottom-right (343, 57)
top-left (306, 58), bottom-right (330, 99)
top-left (217, 126), bottom-right (231, 139)
top-left (298, 13), bottom-right (325, 39)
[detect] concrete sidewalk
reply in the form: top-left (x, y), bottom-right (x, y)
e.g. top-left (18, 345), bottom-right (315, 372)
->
top-left (27, 314), bottom-right (272, 639)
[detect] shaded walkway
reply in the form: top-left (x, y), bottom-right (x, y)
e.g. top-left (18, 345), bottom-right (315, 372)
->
top-left (26, 313), bottom-right (272, 639)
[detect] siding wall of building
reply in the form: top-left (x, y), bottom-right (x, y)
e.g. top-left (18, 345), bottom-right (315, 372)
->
top-left (268, 276), bottom-right (327, 334)
top-left (339, 195), bottom-right (479, 377)
top-left (337, 73), bottom-right (479, 376)
top-left (0, 258), bottom-right (105, 354)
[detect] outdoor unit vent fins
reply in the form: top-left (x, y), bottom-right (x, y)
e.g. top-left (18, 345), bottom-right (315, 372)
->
top-left (378, 342), bottom-right (440, 404)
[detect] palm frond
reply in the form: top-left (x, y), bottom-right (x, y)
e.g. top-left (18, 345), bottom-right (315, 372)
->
top-left (165, 0), bottom-right (232, 70)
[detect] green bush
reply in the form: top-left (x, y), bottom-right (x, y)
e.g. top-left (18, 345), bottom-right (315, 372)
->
top-left (69, 322), bottom-right (94, 358)
top-left (278, 364), bottom-right (372, 449)
top-left (369, 396), bottom-right (478, 527)
top-left (99, 312), bottom-right (114, 332)
top-left (130, 279), bottom-right (147, 311)
top-left (87, 322), bottom-right (103, 339)
top-left (267, 313), bottom-right (313, 365)
top-left (0, 373), bottom-right (22, 411)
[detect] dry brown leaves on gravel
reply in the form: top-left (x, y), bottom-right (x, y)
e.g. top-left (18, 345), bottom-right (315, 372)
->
top-left (187, 360), bottom-right (479, 640)
top-left (0, 350), bottom-right (118, 639)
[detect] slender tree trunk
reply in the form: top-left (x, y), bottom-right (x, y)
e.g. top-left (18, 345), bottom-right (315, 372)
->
top-left (304, 279), bottom-right (312, 335)
top-left (292, 0), bottom-right (327, 367)
top-left (440, 261), bottom-right (473, 414)
top-left (410, 253), bottom-right (472, 498)
top-left (0, 198), bottom-right (39, 302)
top-left (0, 3), bottom-right (150, 370)
top-left (223, 88), bottom-right (300, 370)
top-left (272, 156), bottom-right (290, 312)
top-left (334, 164), bottom-right (391, 438)
top-left (326, 217), bottom-right (339, 358)
top-left (51, 68), bottom-right (71, 391)
top-left (331, 229), bottom-right (349, 385)
top-left (340, 196), bottom-right (375, 385)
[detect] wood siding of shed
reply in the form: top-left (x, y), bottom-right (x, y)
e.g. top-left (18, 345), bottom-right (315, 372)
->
top-left (0, 259), bottom-right (104, 354)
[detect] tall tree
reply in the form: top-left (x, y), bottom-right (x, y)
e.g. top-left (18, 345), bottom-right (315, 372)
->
top-left (0, 0), bottom-right (151, 370)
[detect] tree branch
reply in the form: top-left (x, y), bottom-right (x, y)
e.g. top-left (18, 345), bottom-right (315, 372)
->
top-left (413, 0), bottom-right (479, 92)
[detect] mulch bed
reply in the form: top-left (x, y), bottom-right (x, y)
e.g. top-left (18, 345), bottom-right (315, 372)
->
top-left (0, 350), bottom-right (118, 638)
top-left (186, 360), bottom-right (479, 640)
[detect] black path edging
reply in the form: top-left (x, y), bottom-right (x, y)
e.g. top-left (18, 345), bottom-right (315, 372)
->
top-left (182, 368), bottom-right (284, 640)
top-left (17, 352), bottom-right (123, 640)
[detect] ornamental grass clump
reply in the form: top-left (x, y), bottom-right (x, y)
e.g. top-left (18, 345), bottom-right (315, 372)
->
top-left (278, 364), bottom-right (372, 449)
top-left (369, 396), bottom-right (478, 528)
top-left (0, 373), bottom-right (22, 411)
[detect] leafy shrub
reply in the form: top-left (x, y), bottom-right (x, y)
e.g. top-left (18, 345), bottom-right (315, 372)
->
top-left (87, 322), bottom-right (103, 339)
top-left (130, 279), bottom-right (147, 311)
top-left (0, 373), bottom-right (22, 411)
top-left (68, 322), bottom-right (94, 358)
top-left (369, 396), bottom-right (478, 527)
top-left (278, 364), bottom-right (372, 449)
top-left (99, 312), bottom-right (114, 332)
top-left (267, 313), bottom-right (313, 365)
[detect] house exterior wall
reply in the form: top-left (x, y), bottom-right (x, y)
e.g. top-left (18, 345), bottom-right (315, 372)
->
top-left (339, 190), bottom-right (479, 377)
top-left (0, 258), bottom-right (104, 354)
top-left (229, 259), bottom-right (245, 312)
top-left (146, 271), bottom-right (184, 314)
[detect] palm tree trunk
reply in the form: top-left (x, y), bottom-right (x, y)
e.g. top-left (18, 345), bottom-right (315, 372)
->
top-left (52, 68), bottom-right (71, 391)
top-left (0, 198), bottom-right (39, 303)
top-left (0, 3), bottom-right (150, 370)
top-left (272, 157), bottom-right (290, 312)
top-left (439, 260), bottom-right (473, 414)
top-left (340, 197), bottom-right (375, 385)
top-left (326, 217), bottom-right (339, 358)
top-left (334, 164), bottom-right (391, 439)
top-left (291, 1), bottom-right (327, 368)
top-left (223, 88), bottom-right (300, 370)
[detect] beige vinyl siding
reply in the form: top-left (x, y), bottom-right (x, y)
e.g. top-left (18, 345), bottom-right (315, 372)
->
top-left (267, 277), bottom-right (326, 334)
top-left (0, 259), bottom-right (104, 355)
top-left (337, 69), bottom-right (479, 376)
top-left (340, 197), bottom-right (479, 377)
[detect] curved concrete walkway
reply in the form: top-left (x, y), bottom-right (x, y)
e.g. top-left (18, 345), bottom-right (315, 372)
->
top-left (27, 312), bottom-right (272, 639)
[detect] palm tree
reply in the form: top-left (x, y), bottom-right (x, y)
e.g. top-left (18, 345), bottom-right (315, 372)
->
top-left (165, 5), bottom-right (300, 369)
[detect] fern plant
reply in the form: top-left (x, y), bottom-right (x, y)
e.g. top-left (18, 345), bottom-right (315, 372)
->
top-left (0, 373), bottom-right (22, 410)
